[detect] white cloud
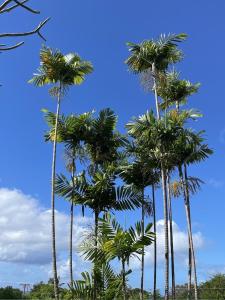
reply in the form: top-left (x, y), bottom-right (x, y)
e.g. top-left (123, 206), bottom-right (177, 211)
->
top-left (130, 219), bottom-right (204, 270)
top-left (0, 188), bottom-right (92, 266)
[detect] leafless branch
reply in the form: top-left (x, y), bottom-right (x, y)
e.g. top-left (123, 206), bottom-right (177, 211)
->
top-left (0, 17), bottom-right (50, 41)
top-left (0, 0), bottom-right (28, 13)
top-left (0, 0), bottom-right (14, 12)
top-left (12, 0), bottom-right (40, 14)
top-left (0, 41), bottom-right (24, 50)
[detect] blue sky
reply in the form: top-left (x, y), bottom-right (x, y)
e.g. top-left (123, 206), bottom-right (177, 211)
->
top-left (0, 0), bottom-right (225, 292)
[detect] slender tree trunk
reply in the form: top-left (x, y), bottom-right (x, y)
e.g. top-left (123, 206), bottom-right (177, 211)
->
top-left (122, 259), bottom-right (127, 300)
top-left (152, 63), bottom-right (160, 120)
top-left (69, 159), bottom-right (75, 288)
top-left (179, 165), bottom-right (198, 300)
top-left (152, 184), bottom-right (157, 300)
top-left (152, 70), bottom-right (169, 300)
top-left (140, 187), bottom-right (145, 300)
top-left (161, 167), bottom-right (169, 300)
top-left (188, 241), bottom-right (192, 300)
top-left (94, 209), bottom-right (99, 300)
top-left (184, 164), bottom-right (198, 300)
top-left (51, 85), bottom-right (62, 300)
top-left (167, 174), bottom-right (176, 300)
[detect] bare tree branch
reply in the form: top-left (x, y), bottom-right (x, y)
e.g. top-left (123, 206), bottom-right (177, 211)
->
top-left (13, 0), bottom-right (40, 14)
top-left (0, 17), bottom-right (50, 40)
top-left (0, 0), bottom-right (14, 12)
top-left (0, 41), bottom-right (24, 50)
top-left (0, 0), bottom-right (29, 13)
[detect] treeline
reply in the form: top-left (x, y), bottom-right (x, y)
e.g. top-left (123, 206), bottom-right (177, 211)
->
top-left (28, 33), bottom-right (212, 300)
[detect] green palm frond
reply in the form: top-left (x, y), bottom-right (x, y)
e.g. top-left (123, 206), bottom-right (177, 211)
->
top-left (29, 46), bottom-right (93, 90)
top-left (125, 33), bottom-right (187, 73)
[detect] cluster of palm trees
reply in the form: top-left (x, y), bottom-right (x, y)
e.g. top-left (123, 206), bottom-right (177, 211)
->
top-left (29, 33), bottom-right (212, 300)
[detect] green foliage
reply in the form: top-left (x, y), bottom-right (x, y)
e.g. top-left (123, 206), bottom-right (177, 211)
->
top-left (125, 33), bottom-right (187, 73)
top-left (29, 46), bottom-right (93, 89)
top-left (157, 70), bottom-right (200, 109)
top-left (0, 286), bottom-right (23, 299)
top-left (199, 274), bottom-right (225, 300)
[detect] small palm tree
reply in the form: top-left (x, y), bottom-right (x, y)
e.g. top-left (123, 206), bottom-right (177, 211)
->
top-left (99, 215), bottom-right (155, 300)
top-left (55, 164), bottom-right (141, 299)
top-left (29, 46), bottom-right (93, 300)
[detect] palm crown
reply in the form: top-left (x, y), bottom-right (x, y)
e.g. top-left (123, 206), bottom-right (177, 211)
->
top-left (29, 46), bottom-right (93, 88)
top-left (125, 33), bottom-right (187, 73)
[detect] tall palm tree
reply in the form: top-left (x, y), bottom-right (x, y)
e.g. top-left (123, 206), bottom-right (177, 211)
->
top-left (174, 130), bottom-right (212, 300)
top-left (119, 155), bottom-right (159, 300)
top-left (125, 33), bottom-right (187, 119)
top-left (82, 108), bottom-right (127, 298)
top-left (125, 33), bottom-right (187, 300)
top-left (29, 47), bottom-right (93, 300)
top-left (127, 109), bottom-right (196, 299)
top-left (45, 112), bottom-right (92, 287)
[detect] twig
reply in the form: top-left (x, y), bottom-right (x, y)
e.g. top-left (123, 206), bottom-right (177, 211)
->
top-left (0, 41), bottom-right (24, 50)
top-left (0, 0), bottom-right (13, 12)
top-left (13, 0), bottom-right (40, 14)
top-left (0, 17), bottom-right (50, 41)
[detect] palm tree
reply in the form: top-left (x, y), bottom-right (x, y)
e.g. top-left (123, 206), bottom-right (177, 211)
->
top-left (157, 70), bottom-right (200, 112)
top-left (55, 163), bottom-right (141, 298)
top-left (29, 46), bottom-right (93, 300)
top-left (45, 112), bottom-right (92, 287)
top-left (125, 33), bottom-right (187, 119)
top-left (125, 33), bottom-right (187, 300)
top-left (119, 154), bottom-right (159, 300)
top-left (127, 109), bottom-right (195, 299)
top-left (174, 129), bottom-right (212, 300)
top-left (98, 215), bottom-right (155, 300)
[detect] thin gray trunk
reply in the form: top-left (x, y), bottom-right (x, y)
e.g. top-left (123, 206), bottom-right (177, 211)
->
top-left (51, 85), bottom-right (61, 300)
top-left (188, 241), bottom-right (192, 300)
top-left (153, 71), bottom-right (169, 300)
top-left (140, 187), bottom-right (145, 300)
top-left (122, 259), bottom-right (127, 300)
top-left (94, 209), bottom-right (99, 300)
top-left (161, 167), bottom-right (169, 300)
top-left (167, 174), bottom-right (176, 300)
top-left (69, 159), bottom-right (75, 288)
top-left (179, 165), bottom-right (198, 300)
top-left (152, 184), bottom-right (157, 300)
top-left (184, 164), bottom-right (198, 300)
top-left (152, 63), bottom-right (160, 120)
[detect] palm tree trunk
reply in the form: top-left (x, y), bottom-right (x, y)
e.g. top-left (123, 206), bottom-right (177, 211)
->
top-left (161, 167), bottom-right (169, 300)
top-left (51, 85), bottom-right (62, 300)
top-left (184, 164), bottom-right (198, 300)
top-left (178, 165), bottom-right (198, 300)
top-left (152, 184), bottom-right (157, 300)
top-left (152, 69), bottom-right (169, 300)
top-left (94, 209), bottom-right (99, 300)
top-left (122, 259), bottom-right (127, 300)
top-left (69, 159), bottom-right (75, 288)
top-left (167, 174), bottom-right (176, 300)
top-left (188, 240), bottom-right (192, 299)
top-left (140, 187), bottom-right (145, 300)
top-left (152, 63), bottom-right (160, 120)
